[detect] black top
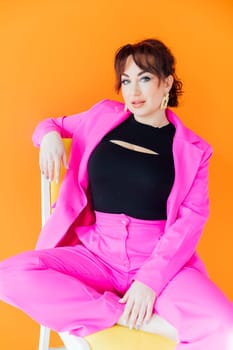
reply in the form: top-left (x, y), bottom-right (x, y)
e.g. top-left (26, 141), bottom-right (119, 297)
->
top-left (87, 114), bottom-right (175, 220)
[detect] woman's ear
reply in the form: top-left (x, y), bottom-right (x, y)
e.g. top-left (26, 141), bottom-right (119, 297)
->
top-left (165, 75), bottom-right (174, 91)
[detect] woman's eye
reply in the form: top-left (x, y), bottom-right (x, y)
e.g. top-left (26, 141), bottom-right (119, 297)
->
top-left (121, 79), bottom-right (130, 85)
top-left (140, 76), bottom-right (151, 82)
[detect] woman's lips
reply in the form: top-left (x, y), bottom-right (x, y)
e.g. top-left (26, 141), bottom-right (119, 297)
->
top-left (131, 100), bottom-right (145, 108)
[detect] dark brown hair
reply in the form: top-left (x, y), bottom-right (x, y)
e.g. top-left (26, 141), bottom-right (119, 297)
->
top-left (114, 38), bottom-right (183, 107)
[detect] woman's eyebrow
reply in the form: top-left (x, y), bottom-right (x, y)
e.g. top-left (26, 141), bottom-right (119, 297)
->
top-left (121, 71), bottom-right (148, 77)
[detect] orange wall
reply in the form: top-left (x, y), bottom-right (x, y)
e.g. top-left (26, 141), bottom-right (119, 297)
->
top-left (0, 0), bottom-right (232, 348)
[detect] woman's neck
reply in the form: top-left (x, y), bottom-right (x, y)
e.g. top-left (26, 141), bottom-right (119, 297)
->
top-left (133, 110), bottom-right (169, 128)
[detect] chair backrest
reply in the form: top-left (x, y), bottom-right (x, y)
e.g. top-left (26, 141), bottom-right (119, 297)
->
top-left (39, 138), bottom-right (71, 350)
top-left (41, 138), bottom-right (72, 226)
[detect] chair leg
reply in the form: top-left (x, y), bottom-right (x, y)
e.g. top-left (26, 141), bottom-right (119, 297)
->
top-left (59, 332), bottom-right (91, 350)
top-left (38, 326), bottom-right (51, 350)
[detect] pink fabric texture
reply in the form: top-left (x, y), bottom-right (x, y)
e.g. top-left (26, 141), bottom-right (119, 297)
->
top-left (0, 211), bottom-right (233, 349)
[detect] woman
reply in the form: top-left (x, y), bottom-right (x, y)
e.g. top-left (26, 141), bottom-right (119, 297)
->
top-left (0, 39), bottom-right (232, 350)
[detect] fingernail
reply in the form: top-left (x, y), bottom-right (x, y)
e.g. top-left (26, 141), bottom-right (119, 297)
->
top-left (135, 324), bottom-right (140, 330)
top-left (129, 324), bottom-right (133, 330)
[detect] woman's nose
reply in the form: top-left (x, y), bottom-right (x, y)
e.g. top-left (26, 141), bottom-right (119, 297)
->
top-left (130, 82), bottom-right (141, 96)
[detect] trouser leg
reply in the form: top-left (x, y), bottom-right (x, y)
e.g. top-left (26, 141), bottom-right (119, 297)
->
top-left (0, 245), bottom-right (124, 336)
top-left (155, 266), bottom-right (233, 350)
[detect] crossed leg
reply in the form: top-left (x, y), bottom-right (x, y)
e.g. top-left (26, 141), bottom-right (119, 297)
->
top-left (0, 245), bottom-right (124, 336)
top-left (1, 246), bottom-right (233, 349)
top-left (155, 266), bottom-right (233, 350)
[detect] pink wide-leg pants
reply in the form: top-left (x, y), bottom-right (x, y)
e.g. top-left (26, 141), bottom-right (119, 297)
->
top-left (0, 211), bottom-right (233, 349)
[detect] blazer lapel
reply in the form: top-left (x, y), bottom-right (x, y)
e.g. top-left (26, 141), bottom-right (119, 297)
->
top-left (165, 109), bottom-right (205, 227)
top-left (166, 138), bottom-right (204, 227)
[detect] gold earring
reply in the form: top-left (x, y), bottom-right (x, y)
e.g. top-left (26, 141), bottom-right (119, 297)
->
top-left (124, 104), bottom-right (128, 112)
top-left (160, 93), bottom-right (169, 110)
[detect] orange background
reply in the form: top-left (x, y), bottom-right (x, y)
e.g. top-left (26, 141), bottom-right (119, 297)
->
top-left (0, 0), bottom-right (232, 349)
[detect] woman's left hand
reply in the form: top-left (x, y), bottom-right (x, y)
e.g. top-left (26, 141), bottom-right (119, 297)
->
top-left (118, 280), bottom-right (156, 330)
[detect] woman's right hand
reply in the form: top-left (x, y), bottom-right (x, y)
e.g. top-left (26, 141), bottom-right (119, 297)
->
top-left (39, 131), bottom-right (68, 183)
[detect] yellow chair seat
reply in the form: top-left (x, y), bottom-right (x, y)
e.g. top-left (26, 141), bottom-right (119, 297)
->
top-left (86, 325), bottom-right (176, 350)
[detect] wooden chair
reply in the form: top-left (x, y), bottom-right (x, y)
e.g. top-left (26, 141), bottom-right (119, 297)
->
top-left (38, 139), bottom-right (177, 350)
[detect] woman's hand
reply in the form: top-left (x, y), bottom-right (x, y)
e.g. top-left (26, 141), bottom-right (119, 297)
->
top-left (39, 131), bottom-right (68, 183)
top-left (119, 280), bottom-right (156, 330)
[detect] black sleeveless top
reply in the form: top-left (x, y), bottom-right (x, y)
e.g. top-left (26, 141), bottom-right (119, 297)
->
top-left (87, 114), bottom-right (175, 220)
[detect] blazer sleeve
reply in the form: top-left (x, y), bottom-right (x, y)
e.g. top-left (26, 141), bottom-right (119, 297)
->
top-left (134, 144), bottom-right (213, 296)
top-left (32, 100), bottom-right (107, 147)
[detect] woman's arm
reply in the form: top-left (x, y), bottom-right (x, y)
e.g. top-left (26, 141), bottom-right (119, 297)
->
top-left (33, 113), bottom-right (85, 181)
top-left (134, 144), bottom-right (213, 296)
top-left (39, 131), bottom-right (68, 182)
top-left (32, 100), bottom-right (108, 181)
top-left (32, 100), bottom-right (107, 147)
top-left (32, 114), bottom-right (80, 147)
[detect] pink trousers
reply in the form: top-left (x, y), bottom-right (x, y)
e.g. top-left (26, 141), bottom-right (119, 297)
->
top-left (0, 211), bottom-right (233, 349)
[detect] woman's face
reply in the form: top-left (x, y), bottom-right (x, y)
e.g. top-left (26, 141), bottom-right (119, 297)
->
top-left (121, 55), bottom-right (173, 119)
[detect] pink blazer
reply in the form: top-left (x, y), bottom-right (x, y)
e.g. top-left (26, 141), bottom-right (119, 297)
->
top-left (32, 99), bottom-right (213, 295)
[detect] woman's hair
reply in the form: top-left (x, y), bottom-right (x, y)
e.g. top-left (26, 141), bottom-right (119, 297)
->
top-left (114, 38), bottom-right (183, 107)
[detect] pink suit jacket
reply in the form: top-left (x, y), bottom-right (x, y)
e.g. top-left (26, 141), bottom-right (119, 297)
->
top-left (32, 99), bottom-right (213, 296)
